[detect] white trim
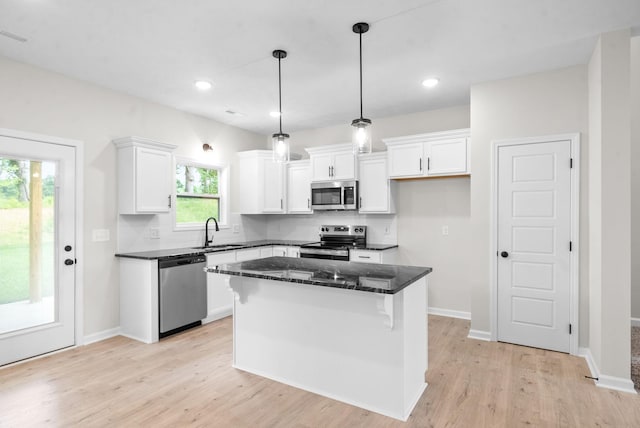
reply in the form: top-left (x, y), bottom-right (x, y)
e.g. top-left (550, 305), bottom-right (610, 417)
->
top-left (0, 128), bottom-right (85, 348)
top-left (597, 375), bottom-right (638, 394)
top-left (578, 347), bottom-right (600, 380)
top-left (578, 347), bottom-right (637, 394)
top-left (112, 136), bottom-right (177, 151)
top-left (490, 133), bottom-right (581, 355)
top-left (202, 307), bottom-right (232, 324)
top-left (428, 307), bottom-right (471, 320)
top-left (382, 128), bottom-right (471, 146)
top-left (467, 329), bottom-right (492, 341)
top-left (631, 318), bottom-right (640, 327)
top-left (83, 327), bottom-right (121, 345)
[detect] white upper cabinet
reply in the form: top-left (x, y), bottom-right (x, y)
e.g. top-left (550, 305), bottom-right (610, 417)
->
top-left (237, 150), bottom-right (285, 214)
top-left (113, 136), bottom-right (176, 214)
top-left (287, 160), bottom-right (312, 213)
top-left (384, 129), bottom-right (470, 179)
top-left (358, 152), bottom-right (395, 214)
top-left (306, 144), bottom-right (356, 182)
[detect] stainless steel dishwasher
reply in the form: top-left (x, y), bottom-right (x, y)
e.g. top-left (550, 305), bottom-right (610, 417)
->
top-left (158, 255), bottom-right (207, 338)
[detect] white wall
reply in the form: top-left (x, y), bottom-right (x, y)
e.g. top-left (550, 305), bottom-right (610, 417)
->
top-left (0, 55), bottom-right (267, 336)
top-left (588, 30), bottom-right (632, 380)
top-left (631, 36), bottom-right (640, 321)
top-left (288, 105), bottom-right (472, 314)
top-left (469, 66), bottom-right (589, 345)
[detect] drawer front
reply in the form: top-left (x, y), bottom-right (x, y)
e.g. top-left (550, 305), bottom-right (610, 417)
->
top-left (350, 250), bottom-right (381, 264)
top-left (206, 251), bottom-right (236, 266)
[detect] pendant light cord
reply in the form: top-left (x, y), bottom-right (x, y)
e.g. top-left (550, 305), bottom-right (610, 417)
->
top-left (359, 31), bottom-right (363, 120)
top-left (278, 56), bottom-right (283, 135)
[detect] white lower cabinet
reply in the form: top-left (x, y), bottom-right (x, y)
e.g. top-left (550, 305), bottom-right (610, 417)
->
top-left (205, 251), bottom-right (236, 322)
top-left (273, 246), bottom-right (300, 257)
top-left (350, 248), bottom-right (397, 264)
top-left (236, 247), bottom-right (262, 261)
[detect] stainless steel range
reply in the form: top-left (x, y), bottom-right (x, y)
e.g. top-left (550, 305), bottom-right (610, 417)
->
top-left (299, 225), bottom-right (366, 261)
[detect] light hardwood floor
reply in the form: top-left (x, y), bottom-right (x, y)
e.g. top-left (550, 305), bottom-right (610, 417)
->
top-left (1, 315), bottom-right (639, 427)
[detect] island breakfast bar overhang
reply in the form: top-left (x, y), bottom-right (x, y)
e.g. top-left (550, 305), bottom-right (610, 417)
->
top-left (206, 257), bottom-right (432, 421)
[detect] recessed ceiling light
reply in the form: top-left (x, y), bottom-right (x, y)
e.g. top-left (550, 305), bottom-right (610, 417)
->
top-left (194, 80), bottom-right (213, 91)
top-left (422, 78), bottom-right (440, 88)
top-left (270, 111), bottom-right (281, 118)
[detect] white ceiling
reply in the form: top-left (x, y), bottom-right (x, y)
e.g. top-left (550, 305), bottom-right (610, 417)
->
top-left (1, 0), bottom-right (639, 136)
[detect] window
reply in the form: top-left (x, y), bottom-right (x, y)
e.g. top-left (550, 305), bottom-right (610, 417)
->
top-left (174, 159), bottom-right (228, 228)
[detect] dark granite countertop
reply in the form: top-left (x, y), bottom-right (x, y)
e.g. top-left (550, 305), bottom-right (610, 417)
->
top-left (351, 244), bottom-right (398, 251)
top-left (206, 256), bottom-right (431, 295)
top-left (114, 240), bottom-right (318, 260)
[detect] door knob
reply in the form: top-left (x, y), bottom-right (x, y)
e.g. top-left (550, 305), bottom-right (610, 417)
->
top-left (64, 259), bottom-right (75, 265)
top-left (500, 251), bottom-right (509, 258)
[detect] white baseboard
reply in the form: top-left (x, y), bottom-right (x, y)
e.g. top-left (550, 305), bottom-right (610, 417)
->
top-left (631, 318), bottom-right (640, 327)
top-left (467, 329), bottom-right (491, 341)
top-left (428, 307), bottom-right (471, 320)
top-left (83, 327), bottom-right (121, 345)
top-left (203, 307), bottom-right (232, 324)
top-left (578, 347), bottom-right (637, 394)
top-left (597, 375), bottom-right (638, 394)
top-left (578, 347), bottom-right (599, 380)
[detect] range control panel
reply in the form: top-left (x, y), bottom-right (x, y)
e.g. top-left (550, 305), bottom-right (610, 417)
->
top-left (319, 225), bottom-right (367, 237)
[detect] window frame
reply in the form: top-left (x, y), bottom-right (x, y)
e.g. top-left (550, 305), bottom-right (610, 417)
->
top-left (173, 156), bottom-right (229, 231)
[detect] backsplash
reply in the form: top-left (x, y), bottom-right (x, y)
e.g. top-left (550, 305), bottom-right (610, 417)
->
top-left (264, 212), bottom-right (397, 245)
top-left (117, 212), bottom-right (267, 253)
top-left (117, 212), bottom-right (397, 252)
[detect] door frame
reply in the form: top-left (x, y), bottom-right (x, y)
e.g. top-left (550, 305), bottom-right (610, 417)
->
top-left (0, 128), bottom-right (84, 347)
top-left (490, 133), bottom-right (580, 355)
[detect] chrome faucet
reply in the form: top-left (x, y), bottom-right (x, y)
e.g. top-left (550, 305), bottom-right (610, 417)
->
top-left (204, 217), bottom-right (220, 248)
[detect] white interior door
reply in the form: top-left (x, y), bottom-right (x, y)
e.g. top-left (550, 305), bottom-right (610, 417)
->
top-left (497, 140), bottom-right (572, 353)
top-left (0, 135), bottom-right (76, 366)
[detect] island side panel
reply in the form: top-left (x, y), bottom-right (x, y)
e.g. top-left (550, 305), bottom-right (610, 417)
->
top-left (229, 276), bottom-right (427, 421)
top-left (402, 276), bottom-right (428, 419)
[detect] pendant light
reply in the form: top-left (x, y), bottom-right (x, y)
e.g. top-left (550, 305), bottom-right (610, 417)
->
top-left (351, 22), bottom-right (372, 155)
top-left (272, 49), bottom-right (290, 163)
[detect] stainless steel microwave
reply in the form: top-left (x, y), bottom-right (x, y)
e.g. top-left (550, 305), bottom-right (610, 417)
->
top-left (310, 181), bottom-right (358, 211)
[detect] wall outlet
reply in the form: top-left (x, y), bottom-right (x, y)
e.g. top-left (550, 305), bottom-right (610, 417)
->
top-left (92, 229), bottom-right (110, 242)
top-left (149, 227), bottom-right (160, 239)
top-left (384, 226), bottom-right (390, 235)
top-left (233, 224), bottom-right (240, 234)
top-left (442, 226), bottom-right (449, 236)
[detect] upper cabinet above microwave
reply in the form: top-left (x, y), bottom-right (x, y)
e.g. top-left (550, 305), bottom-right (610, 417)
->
top-left (305, 144), bottom-right (356, 182)
top-left (113, 136), bottom-right (177, 214)
top-left (383, 129), bottom-right (470, 179)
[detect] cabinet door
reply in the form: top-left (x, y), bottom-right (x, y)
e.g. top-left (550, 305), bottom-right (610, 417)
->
top-left (310, 154), bottom-right (333, 181)
top-left (262, 158), bottom-right (285, 213)
top-left (286, 247), bottom-right (300, 258)
top-left (350, 250), bottom-right (382, 264)
top-left (332, 152), bottom-right (356, 180)
top-left (387, 143), bottom-right (424, 178)
top-left (425, 138), bottom-right (468, 176)
top-left (135, 147), bottom-right (172, 212)
top-left (287, 165), bottom-right (312, 213)
top-left (236, 248), bottom-right (262, 261)
top-left (259, 247), bottom-right (273, 258)
top-left (206, 251), bottom-right (236, 317)
top-left (272, 246), bottom-right (288, 257)
top-left (359, 157), bottom-right (389, 213)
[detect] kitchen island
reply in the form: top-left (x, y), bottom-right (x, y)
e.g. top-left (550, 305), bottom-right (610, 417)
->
top-left (206, 256), bottom-right (432, 421)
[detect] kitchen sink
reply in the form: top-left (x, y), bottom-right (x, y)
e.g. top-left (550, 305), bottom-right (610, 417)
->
top-left (192, 244), bottom-right (245, 250)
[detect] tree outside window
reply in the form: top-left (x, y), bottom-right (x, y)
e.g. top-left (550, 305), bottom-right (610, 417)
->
top-left (175, 162), bottom-right (224, 225)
